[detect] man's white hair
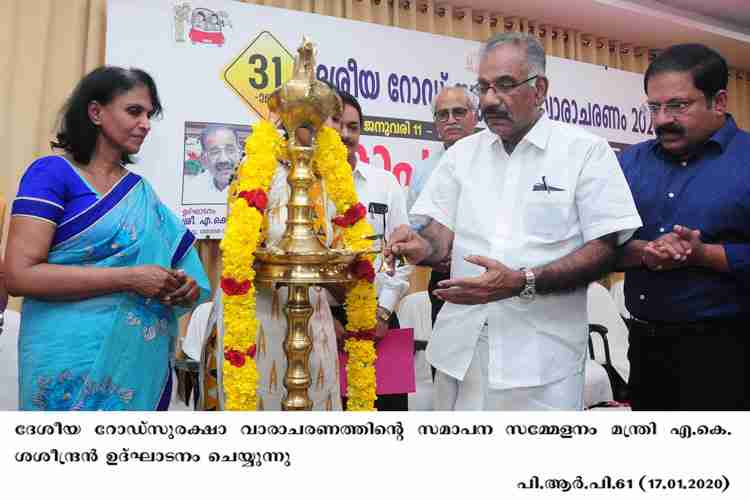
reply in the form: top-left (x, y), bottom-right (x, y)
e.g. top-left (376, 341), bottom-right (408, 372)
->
top-left (480, 32), bottom-right (546, 87)
top-left (199, 124), bottom-right (239, 151)
top-left (430, 85), bottom-right (478, 116)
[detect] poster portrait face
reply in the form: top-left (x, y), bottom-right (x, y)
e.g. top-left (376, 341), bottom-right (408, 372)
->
top-left (181, 122), bottom-right (249, 206)
top-left (200, 126), bottom-right (241, 191)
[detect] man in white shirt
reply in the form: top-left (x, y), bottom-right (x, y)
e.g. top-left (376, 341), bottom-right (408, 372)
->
top-left (335, 91), bottom-right (413, 410)
top-left (408, 86), bottom-right (479, 230)
top-left (408, 86), bottom-right (479, 328)
top-left (385, 32), bottom-right (642, 410)
top-left (182, 125), bottom-right (241, 205)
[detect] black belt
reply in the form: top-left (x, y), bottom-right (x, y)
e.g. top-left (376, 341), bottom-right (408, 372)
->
top-left (629, 316), bottom-right (743, 337)
top-left (414, 340), bottom-right (428, 352)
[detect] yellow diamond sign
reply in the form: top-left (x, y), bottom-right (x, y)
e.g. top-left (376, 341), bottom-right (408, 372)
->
top-left (223, 31), bottom-right (295, 118)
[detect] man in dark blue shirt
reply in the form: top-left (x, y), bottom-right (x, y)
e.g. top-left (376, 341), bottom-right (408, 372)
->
top-left (618, 43), bottom-right (750, 410)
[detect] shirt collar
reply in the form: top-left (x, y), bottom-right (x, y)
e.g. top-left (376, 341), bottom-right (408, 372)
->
top-left (488, 111), bottom-right (551, 151)
top-left (650, 113), bottom-right (738, 156)
top-left (524, 112), bottom-right (552, 150)
top-left (709, 113), bottom-right (738, 152)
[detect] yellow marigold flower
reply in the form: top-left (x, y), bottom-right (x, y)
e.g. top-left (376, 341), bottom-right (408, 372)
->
top-left (345, 280), bottom-right (378, 331)
top-left (343, 219), bottom-right (376, 253)
top-left (222, 120), bottom-right (283, 411)
top-left (314, 126), bottom-right (358, 212)
top-left (343, 338), bottom-right (377, 410)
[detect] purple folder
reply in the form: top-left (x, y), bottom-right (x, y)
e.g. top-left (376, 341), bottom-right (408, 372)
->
top-left (339, 328), bottom-right (416, 395)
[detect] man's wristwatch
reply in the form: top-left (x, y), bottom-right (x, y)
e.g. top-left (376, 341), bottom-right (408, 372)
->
top-left (376, 306), bottom-right (392, 323)
top-left (518, 268), bottom-right (536, 302)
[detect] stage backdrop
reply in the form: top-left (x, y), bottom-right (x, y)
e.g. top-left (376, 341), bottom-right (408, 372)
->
top-left (107, 0), bottom-right (653, 238)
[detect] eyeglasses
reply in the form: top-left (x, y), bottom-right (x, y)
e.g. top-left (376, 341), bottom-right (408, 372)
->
top-left (207, 145), bottom-right (239, 161)
top-left (645, 99), bottom-right (698, 117)
top-left (470, 75), bottom-right (538, 96)
top-left (434, 107), bottom-right (469, 122)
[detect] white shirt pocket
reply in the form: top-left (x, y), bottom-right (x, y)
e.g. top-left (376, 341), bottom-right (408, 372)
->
top-left (524, 194), bottom-right (571, 242)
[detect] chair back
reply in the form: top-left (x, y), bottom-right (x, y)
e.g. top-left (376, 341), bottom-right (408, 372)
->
top-left (397, 291), bottom-right (434, 411)
top-left (609, 279), bottom-right (631, 320)
top-left (587, 282), bottom-right (630, 382)
top-left (396, 291), bottom-right (432, 342)
top-left (0, 310), bottom-right (20, 410)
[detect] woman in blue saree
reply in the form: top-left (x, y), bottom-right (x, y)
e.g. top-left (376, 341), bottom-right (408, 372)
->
top-left (5, 66), bottom-right (210, 410)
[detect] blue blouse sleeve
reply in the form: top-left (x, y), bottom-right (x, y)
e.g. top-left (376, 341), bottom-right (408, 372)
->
top-left (11, 156), bottom-right (68, 225)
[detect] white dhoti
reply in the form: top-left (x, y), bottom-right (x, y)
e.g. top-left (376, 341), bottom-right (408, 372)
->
top-left (254, 286), bottom-right (342, 411)
top-left (434, 331), bottom-right (584, 411)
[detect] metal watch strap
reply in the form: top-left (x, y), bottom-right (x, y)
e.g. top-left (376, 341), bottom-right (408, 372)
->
top-left (376, 306), bottom-right (392, 322)
top-left (518, 267), bottom-right (536, 301)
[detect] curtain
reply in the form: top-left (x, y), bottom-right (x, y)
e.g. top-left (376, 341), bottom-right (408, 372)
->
top-left (1, 0), bottom-right (106, 229)
top-left (2, 0), bottom-right (750, 308)
top-left (1, 0), bottom-right (106, 311)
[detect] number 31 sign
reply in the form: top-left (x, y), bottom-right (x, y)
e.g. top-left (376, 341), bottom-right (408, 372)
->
top-left (223, 31), bottom-right (295, 118)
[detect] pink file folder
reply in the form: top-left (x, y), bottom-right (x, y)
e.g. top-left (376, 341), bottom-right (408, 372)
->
top-left (339, 328), bottom-right (416, 395)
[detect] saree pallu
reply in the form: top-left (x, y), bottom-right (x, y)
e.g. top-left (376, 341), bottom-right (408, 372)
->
top-left (18, 173), bottom-right (209, 410)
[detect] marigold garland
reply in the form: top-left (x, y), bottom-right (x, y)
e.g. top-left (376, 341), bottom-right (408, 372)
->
top-left (221, 121), bottom-right (378, 411)
top-left (219, 120), bottom-right (284, 410)
top-left (313, 126), bottom-right (378, 411)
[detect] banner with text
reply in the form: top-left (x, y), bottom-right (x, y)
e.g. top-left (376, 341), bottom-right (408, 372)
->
top-left (107, 0), bottom-right (653, 238)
